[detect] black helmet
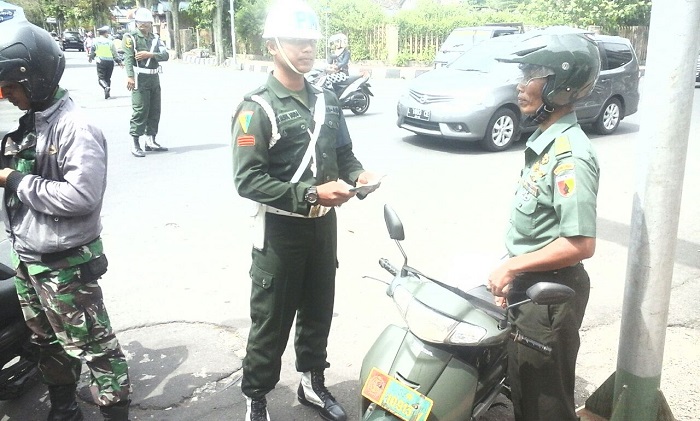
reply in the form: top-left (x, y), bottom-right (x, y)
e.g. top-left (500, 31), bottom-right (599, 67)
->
top-left (0, 21), bottom-right (65, 104)
top-left (499, 27), bottom-right (600, 108)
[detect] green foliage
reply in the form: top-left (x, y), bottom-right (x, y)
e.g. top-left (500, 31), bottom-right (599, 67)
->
top-left (516, 0), bottom-right (652, 28)
top-left (234, 0), bottom-right (269, 56)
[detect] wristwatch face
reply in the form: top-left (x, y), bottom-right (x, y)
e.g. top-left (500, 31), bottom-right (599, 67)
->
top-left (305, 187), bottom-right (318, 204)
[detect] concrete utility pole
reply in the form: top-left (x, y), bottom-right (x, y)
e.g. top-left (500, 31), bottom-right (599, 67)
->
top-left (581, 1), bottom-right (700, 420)
top-left (229, 0), bottom-right (237, 69)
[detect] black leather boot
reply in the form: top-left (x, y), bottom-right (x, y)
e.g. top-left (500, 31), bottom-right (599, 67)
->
top-left (99, 400), bottom-right (130, 421)
top-left (297, 369), bottom-right (347, 421)
top-left (131, 137), bottom-right (145, 157)
top-left (47, 384), bottom-right (84, 421)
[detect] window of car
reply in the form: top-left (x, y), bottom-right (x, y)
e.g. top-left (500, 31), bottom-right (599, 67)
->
top-left (599, 41), bottom-right (633, 70)
top-left (447, 36), bottom-right (521, 74)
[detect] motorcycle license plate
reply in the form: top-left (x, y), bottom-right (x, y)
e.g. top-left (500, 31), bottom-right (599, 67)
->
top-left (407, 107), bottom-right (430, 121)
top-left (361, 367), bottom-right (433, 421)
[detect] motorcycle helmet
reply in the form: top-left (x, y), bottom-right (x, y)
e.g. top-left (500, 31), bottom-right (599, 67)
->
top-left (329, 33), bottom-right (348, 49)
top-left (134, 7), bottom-right (154, 23)
top-left (499, 27), bottom-right (600, 109)
top-left (0, 20), bottom-right (65, 105)
top-left (262, 0), bottom-right (321, 41)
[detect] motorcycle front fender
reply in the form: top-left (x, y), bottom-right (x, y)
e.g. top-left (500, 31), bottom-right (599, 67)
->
top-left (362, 83), bottom-right (374, 96)
top-left (360, 325), bottom-right (480, 421)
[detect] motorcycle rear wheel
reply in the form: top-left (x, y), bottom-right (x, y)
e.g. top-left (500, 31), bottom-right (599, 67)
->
top-left (350, 92), bottom-right (370, 115)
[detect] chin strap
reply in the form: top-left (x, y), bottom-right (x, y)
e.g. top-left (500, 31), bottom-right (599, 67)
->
top-left (528, 103), bottom-right (555, 125)
top-left (274, 37), bottom-right (304, 75)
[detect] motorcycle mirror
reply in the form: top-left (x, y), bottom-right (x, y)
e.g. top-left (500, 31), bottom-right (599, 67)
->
top-left (526, 282), bottom-right (575, 305)
top-left (383, 205), bottom-right (405, 241)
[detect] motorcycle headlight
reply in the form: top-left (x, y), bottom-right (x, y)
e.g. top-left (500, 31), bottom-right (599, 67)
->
top-left (393, 285), bottom-right (487, 345)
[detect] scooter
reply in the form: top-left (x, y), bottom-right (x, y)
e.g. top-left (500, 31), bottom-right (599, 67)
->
top-left (306, 68), bottom-right (373, 115)
top-left (359, 205), bottom-right (575, 421)
top-left (0, 255), bottom-right (39, 400)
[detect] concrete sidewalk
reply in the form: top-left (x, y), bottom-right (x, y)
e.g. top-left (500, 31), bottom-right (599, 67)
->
top-left (180, 54), bottom-right (433, 79)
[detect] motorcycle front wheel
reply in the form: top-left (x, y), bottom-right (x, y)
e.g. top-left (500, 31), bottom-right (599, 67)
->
top-left (350, 92), bottom-right (370, 115)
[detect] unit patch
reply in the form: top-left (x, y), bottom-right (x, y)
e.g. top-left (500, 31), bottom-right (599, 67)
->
top-left (277, 110), bottom-right (301, 124)
top-left (237, 135), bottom-right (255, 147)
top-left (238, 111), bottom-right (253, 133)
top-left (123, 35), bottom-right (132, 49)
top-left (556, 170), bottom-right (576, 197)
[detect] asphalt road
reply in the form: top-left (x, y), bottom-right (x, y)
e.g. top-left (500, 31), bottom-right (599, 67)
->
top-left (0, 52), bottom-right (698, 421)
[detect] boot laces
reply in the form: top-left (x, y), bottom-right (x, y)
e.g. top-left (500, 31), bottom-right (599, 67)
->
top-left (311, 370), bottom-right (335, 402)
top-left (249, 396), bottom-right (268, 420)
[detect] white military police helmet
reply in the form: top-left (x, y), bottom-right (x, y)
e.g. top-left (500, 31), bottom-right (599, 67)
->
top-left (133, 8), bottom-right (154, 23)
top-left (262, 0), bottom-right (321, 40)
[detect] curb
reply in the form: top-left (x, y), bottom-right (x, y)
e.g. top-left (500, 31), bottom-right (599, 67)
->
top-left (179, 54), bottom-right (431, 80)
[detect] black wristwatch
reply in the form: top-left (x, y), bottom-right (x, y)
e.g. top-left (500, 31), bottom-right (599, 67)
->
top-left (304, 186), bottom-right (319, 205)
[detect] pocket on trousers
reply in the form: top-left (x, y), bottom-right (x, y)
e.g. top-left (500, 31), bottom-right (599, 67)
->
top-left (78, 254), bottom-right (108, 283)
top-left (250, 263), bottom-right (274, 290)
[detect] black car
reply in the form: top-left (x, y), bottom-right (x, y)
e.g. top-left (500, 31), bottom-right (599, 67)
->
top-left (61, 31), bottom-right (84, 52)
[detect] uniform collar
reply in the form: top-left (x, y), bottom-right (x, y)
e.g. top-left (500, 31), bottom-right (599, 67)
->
top-left (525, 111), bottom-right (578, 155)
top-left (266, 73), bottom-right (322, 99)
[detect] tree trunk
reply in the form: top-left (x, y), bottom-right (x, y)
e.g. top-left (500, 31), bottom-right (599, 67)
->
top-left (214, 0), bottom-right (225, 65)
top-left (169, 0), bottom-right (181, 59)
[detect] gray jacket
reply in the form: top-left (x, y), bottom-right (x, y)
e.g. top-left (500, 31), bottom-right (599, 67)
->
top-left (1, 91), bottom-right (108, 262)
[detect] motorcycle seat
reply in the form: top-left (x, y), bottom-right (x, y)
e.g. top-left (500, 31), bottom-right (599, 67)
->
top-left (0, 280), bottom-right (22, 322)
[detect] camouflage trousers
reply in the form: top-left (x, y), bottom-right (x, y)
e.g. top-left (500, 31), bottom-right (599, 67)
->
top-left (14, 261), bottom-right (131, 406)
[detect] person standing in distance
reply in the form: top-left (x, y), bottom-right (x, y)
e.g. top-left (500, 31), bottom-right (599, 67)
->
top-left (487, 28), bottom-right (601, 421)
top-left (0, 20), bottom-right (131, 421)
top-left (89, 25), bottom-right (122, 99)
top-left (231, 1), bottom-right (381, 420)
top-left (123, 7), bottom-right (169, 157)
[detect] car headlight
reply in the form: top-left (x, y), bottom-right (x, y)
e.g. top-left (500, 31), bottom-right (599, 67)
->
top-left (393, 285), bottom-right (487, 345)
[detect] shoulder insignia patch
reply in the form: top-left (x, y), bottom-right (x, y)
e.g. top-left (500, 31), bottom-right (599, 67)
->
top-left (238, 111), bottom-right (253, 133)
top-left (555, 135), bottom-right (572, 157)
top-left (554, 162), bottom-right (575, 175)
top-left (556, 169), bottom-right (576, 197)
top-left (237, 135), bottom-right (255, 147)
top-left (123, 36), bottom-right (132, 49)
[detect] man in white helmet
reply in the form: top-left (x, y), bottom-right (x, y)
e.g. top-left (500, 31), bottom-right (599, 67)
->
top-left (123, 7), bottom-right (169, 157)
top-left (231, 1), bottom-right (381, 420)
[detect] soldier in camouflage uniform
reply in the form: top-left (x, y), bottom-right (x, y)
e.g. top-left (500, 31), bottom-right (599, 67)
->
top-left (0, 20), bottom-right (131, 421)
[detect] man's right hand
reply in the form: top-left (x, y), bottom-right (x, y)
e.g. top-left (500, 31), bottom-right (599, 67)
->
top-left (316, 180), bottom-right (356, 207)
top-left (126, 77), bottom-right (135, 91)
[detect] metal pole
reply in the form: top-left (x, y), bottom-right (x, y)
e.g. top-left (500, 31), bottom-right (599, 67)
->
top-left (613, 0), bottom-right (700, 419)
top-left (229, 0), bottom-right (237, 69)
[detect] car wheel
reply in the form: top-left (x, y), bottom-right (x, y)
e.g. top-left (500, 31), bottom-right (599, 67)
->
top-left (479, 107), bottom-right (519, 152)
top-left (350, 92), bottom-right (370, 115)
top-left (594, 97), bottom-right (621, 135)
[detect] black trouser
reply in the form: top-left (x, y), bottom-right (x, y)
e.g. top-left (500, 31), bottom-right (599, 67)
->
top-left (96, 59), bottom-right (115, 89)
top-left (241, 210), bottom-right (338, 399)
top-left (506, 264), bottom-right (590, 421)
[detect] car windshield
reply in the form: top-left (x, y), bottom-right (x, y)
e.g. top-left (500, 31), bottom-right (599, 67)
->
top-left (442, 29), bottom-right (494, 51)
top-left (447, 36), bottom-right (521, 74)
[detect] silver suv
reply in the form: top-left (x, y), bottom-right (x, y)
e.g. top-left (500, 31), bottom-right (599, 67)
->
top-left (397, 31), bottom-right (640, 151)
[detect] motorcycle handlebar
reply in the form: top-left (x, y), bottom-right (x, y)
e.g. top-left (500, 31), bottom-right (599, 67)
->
top-left (379, 258), bottom-right (398, 276)
top-left (511, 331), bottom-right (552, 356)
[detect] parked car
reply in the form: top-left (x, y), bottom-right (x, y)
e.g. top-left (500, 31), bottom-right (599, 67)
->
top-left (433, 25), bottom-right (523, 68)
top-left (397, 30), bottom-right (640, 152)
top-left (61, 31), bottom-right (84, 52)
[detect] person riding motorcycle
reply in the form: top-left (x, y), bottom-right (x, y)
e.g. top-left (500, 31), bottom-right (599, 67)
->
top-left (324, 33), bottom-right (350, 90)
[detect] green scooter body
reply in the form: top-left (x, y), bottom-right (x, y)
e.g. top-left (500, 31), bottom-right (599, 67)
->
top-left (359, 275), bottom-right (510, 421)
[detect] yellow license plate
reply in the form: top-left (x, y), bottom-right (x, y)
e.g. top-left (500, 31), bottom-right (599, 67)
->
top-left (361, 367), bottom-right (433, 421)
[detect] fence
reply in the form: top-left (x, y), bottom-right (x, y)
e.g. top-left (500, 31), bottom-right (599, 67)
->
top-left (362, 25), bottom-right (650, 66)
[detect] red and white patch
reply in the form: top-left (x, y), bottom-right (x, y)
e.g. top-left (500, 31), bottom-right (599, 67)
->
top-left (237, 135), bottom-right (255, 147)
top-left (556, 170), bottom-right (576, 197)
